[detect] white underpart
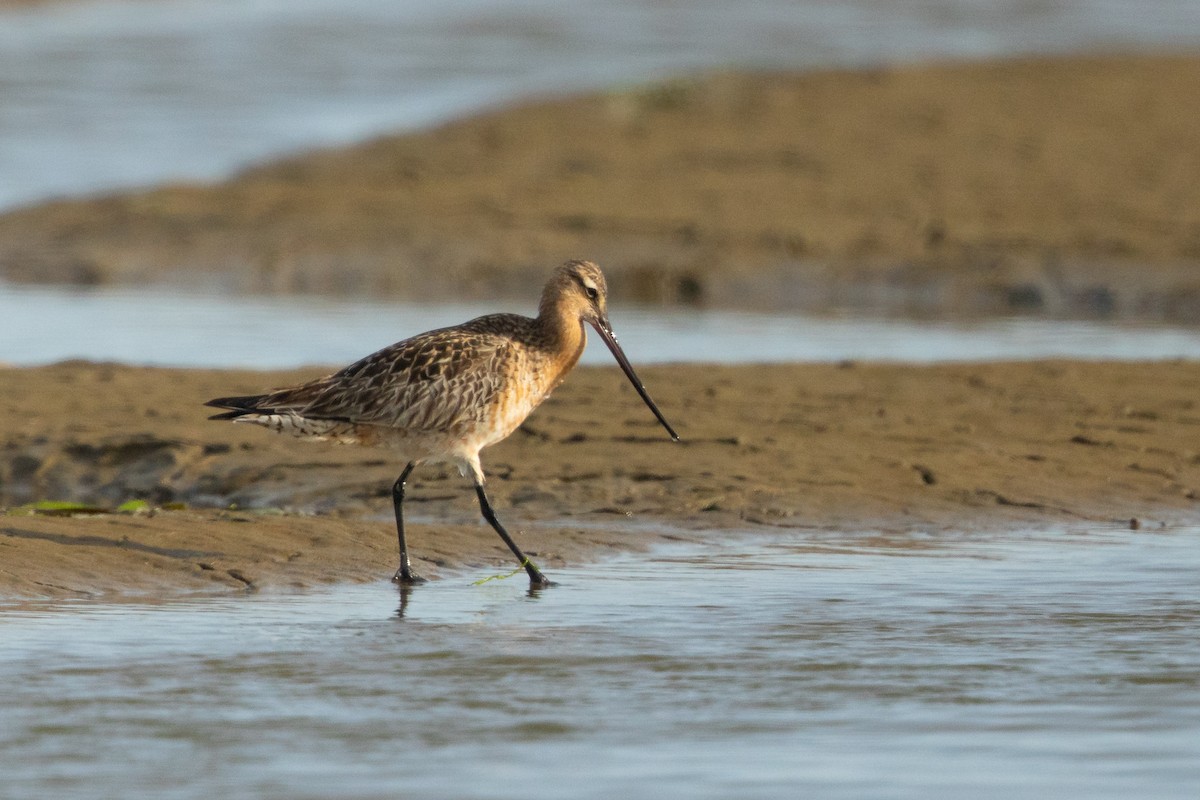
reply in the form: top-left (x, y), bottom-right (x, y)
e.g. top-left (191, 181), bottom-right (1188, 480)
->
top-left (234, 412), bottom-right (487, 484)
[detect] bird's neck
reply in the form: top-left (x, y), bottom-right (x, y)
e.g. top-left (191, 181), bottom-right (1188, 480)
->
top-left (533, 299), bottom-right (587, 380)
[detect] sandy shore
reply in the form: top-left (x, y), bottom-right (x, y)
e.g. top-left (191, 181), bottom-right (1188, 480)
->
top-left (3, 360), bottom-right (1200, 600)
top-left (4, 52), bottom-right (1200, 601)
top-left (2, 54), bottom-right (1200, 320)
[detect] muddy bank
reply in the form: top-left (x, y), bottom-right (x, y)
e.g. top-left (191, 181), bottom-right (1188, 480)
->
top-left (3, 360), bottom-right (1200, 600)
top-left (2, 54), bottom-right (1200, 320)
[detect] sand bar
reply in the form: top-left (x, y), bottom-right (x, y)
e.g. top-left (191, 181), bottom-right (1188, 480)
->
top-left (3, 360), bottom-right (1199, 600)
top-left (2, 55), bottom-right (1199, 319)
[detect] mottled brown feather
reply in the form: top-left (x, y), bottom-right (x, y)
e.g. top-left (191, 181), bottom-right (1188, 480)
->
top-left (205, 261), bottom-right (621, 475)
top-left (271, 315), bottom-right (525, 433)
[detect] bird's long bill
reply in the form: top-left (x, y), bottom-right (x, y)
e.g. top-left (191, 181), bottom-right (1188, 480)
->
top-left (590, 318), bottom-right (679, 441)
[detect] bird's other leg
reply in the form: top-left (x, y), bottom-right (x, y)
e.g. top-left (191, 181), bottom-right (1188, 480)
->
top-left (391, 462), bottom-right (426, 584)
top-left (473, 478), bottom-right (554, 587)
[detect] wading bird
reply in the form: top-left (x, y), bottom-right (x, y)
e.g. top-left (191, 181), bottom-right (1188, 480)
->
top-left (206, 260), bottom-right (678, 587)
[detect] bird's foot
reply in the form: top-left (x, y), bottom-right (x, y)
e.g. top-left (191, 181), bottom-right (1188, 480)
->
top-left (527, 571), bottom-right (557, 589)
top-left (392, 567), bottom-right (429, 585)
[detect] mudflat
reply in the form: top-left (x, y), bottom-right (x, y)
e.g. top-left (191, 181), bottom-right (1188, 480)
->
top-left (3, 360), bottom-right (1199, 600)
top-left (4, 52), bottom-right (1200, 600)
top-left (2, 54), bottom-right (1200, 319)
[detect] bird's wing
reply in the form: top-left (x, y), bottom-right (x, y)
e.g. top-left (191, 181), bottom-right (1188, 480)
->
top-left (265, 323), bottom-right (516, 434)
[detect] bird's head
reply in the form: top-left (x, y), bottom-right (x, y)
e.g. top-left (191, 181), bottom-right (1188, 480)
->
top-left (542, 259), bottom-right (678, 442)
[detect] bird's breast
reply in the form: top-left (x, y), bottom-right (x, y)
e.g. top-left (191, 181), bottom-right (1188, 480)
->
top-left (472, 352), bottom-right (564, 447)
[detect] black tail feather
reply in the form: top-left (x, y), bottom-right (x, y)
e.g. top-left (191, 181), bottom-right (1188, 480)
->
top-left (205, 394), bottom-right (269, 421)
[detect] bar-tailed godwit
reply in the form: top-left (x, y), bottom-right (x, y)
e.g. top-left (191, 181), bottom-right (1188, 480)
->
top-left (205, 260), bottom-right (677, 587)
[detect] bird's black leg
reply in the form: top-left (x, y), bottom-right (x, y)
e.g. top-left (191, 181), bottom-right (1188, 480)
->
top-left (391, 462), bottom-right (426, 584)
top-left (473, 480), bottom-right (555, 587)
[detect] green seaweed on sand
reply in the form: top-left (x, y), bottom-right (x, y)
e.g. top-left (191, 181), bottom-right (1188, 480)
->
top-left (5, 499), bottom-right (155, 517)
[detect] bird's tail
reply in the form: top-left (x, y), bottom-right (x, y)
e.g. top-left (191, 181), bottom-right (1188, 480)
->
top-left (204, 394), bottom-right (271, 421)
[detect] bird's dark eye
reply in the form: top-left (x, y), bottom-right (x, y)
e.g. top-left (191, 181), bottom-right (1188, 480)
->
top-left (584, 286), bottom-right (599, 301)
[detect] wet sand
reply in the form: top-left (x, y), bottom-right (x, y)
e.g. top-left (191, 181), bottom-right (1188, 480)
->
top-left (4, 360), bottom-right (1200, 600)
top-left (4, 52), bottom-right (1200, 600)
top-left (2, 54), bottom-right (1200, 320)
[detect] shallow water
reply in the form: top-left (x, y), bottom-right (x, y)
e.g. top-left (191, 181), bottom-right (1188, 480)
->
top-left (2, 0), bottom-right (1198, 210)
top-left (5, 281), bottom-right (1200, 367)
top-left (2, 526), bottom-right (1198, 799)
